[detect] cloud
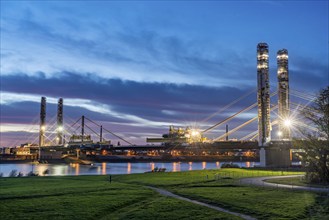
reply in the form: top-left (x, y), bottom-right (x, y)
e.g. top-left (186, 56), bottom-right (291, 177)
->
top-left (0, 92), bottom-right (112, 115)
top-left (2, 2), bottom-right (327, 90)
top-left (289, 57), bottom-right (328, 93)
top-left (1, 7), bottom-right (257, 88)
top-left (1, 71), bottom-right (256, 118)
top-left (0, 91), bottom-right (187, 129)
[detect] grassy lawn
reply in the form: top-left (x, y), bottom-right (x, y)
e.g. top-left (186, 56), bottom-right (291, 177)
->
top-left (168, 185), bottom-right (318, 219)
top-left (0, 175), bottom-right (240, 220)
top-left (1, 169), bottom-right (328, 219)
top-left (114, 169), bottom-right (328, 220)
top-left (113, 168), bottom-right (304, 187)
top-left (265, 176), bottom-right (329, 188)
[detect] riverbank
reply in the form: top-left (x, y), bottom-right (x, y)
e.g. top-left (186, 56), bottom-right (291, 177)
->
top-left (1, 169), bottom-right (328, 219)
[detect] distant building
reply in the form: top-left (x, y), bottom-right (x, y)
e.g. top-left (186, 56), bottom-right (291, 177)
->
top-left (13, 147), bottom-right (30, 155)
top-left (1, 147), bottom-right (11, 154)
top-left (40, 150), bottom-right (63, 160)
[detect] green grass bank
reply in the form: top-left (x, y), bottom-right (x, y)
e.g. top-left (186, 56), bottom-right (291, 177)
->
top-left (1, 169), bottom-right (328, 220)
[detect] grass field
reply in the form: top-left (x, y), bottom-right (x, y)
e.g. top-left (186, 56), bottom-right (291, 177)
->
top-left (114, 169), bottom-right (328, 219)
top-left (113, 168), bottom-right (304, 186)
top-left (1, 168), bottom-right (328, 219)
top-left (0, 175), bottom-right (239, 220)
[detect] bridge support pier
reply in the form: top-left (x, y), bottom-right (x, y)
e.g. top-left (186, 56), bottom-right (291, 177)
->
top-left (259, 148), bottom-right (266, 167)
top-left (259, 141), bottom-right (292, 167)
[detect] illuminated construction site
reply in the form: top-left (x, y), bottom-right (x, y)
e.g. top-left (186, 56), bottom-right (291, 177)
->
top-left (3, 43), bottom-right (318, 167)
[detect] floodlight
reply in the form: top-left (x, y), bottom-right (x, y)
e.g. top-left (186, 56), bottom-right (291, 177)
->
top-left (284, 119), bottom-right (292, 127)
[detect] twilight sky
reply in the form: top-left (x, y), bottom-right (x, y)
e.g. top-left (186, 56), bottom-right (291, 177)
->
top-left (1, 1), bottom-right (328, 147)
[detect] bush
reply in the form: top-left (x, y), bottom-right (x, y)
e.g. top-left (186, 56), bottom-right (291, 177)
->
top-left (27, 171), bottom-right (39, 177)
top-left (221, 163), bottom-right (240, 168)
top-left (305, 172), bottom-right (321, 184)
top-left (9, 170), bottom-right (17, 177)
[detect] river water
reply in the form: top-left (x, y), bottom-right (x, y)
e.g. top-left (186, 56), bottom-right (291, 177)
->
top-left (0, 161), bottom-right (259, 177)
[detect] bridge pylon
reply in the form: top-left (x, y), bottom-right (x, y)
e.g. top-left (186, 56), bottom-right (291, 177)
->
top-left (257, 43), bottom-right (271, 167)
top-left (257, 43), bottom-right (271, 148)
top-left (57, 98), bottom-right (64, 145)
top-left (39, 97), bottom-right (46, 147)
top-left (277, 49), bottom-right (291, 140)
top-left (257, 44), bottom-right (292, 167)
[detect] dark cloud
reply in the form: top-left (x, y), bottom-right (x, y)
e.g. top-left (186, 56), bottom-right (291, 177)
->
top-left (1, 71), bottom-right (256, 118)
top-left (0, 102), bottom-right (40, 124)
top-left (289, 57), bottom-right (328, 93)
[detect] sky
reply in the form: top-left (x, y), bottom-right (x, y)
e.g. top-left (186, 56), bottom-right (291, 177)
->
top-left (0, 0), bottom-right (328, 147)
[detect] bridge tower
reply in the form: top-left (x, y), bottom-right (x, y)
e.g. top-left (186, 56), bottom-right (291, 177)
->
top-left (277, 49), bottom-right (290, 140)
top-left (257, 43), bottom-right (271, 167)
top-left (57, 98), bottom-right (64, 145)
top-left (39, 97), bottom-right (46, 147)
top-left (257, 43), bottom-right (271, 146)
top-left (81, 115), bottom-right (85, 144)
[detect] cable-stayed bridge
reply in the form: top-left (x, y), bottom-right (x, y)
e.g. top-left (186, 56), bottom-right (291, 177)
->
top-left (5, 43), bottom-right (323, 167)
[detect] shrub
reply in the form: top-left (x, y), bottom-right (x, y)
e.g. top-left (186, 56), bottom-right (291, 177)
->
top-left (9, 170), bottom-right (17, 177)
top-left (221, 163), bottom-right (240, 168)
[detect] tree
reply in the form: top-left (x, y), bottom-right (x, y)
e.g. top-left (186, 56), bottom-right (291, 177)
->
top-left (296, 86), bottom-right (329, 184)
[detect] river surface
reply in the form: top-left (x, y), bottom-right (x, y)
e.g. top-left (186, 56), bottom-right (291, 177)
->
top-left (0, 161), bottom-right (259, 177)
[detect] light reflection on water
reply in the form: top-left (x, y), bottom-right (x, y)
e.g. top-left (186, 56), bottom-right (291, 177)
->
top-left (150, 162), bottom-right (154, 172)
top-left (127, 162), bottom-right (131, 174)
top-left (75, 164), bottom-right (80, 175)
top-left (172, 162), bottom-right (179, 172)
top-left (202, 161), bottom-right (206, 169)
top-left (0, 161), bottom-right (259, 177)
top-left (188, 161), bottom-right (193, 171)
top-left (102, 162), bottom-right (106, 175)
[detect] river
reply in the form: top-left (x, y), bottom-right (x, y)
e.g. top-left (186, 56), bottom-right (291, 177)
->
top-left (0, 161), bottom-right (259, 177)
